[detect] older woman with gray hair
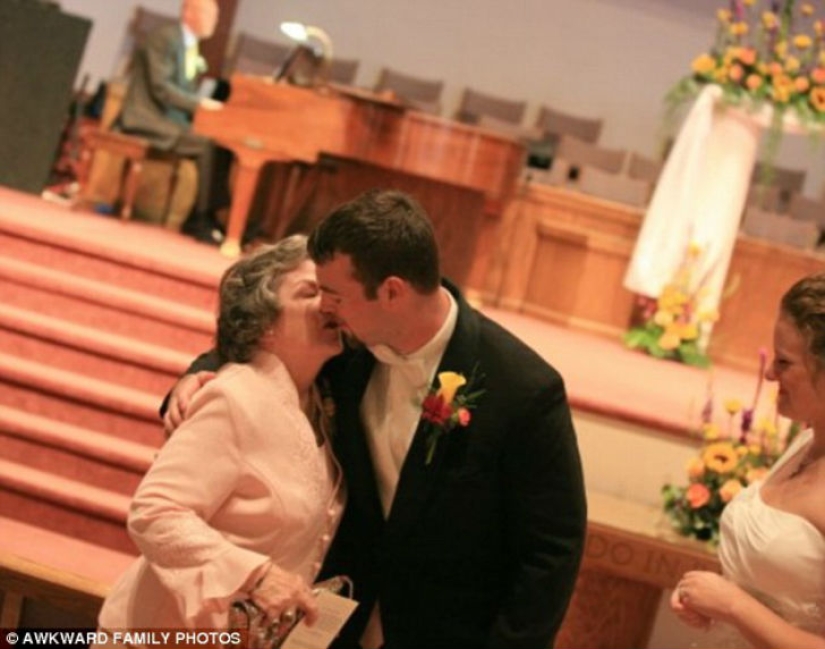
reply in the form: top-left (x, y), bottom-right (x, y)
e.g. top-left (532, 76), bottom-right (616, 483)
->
top-left (98, 235), bottom-right (344, 640)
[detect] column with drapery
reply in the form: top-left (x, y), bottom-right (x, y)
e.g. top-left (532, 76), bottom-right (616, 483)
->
top-left (623, 0), bottom-right (825, 365)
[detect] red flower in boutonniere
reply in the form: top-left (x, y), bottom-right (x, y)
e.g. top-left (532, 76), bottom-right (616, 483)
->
top-left (421, 368), bottom-right (485, 465)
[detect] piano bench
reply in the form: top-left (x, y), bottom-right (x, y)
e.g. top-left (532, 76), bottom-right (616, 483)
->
top-left (80, 130), bottom-right (182, 222)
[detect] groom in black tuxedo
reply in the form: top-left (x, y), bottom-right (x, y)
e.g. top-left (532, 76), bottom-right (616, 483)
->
top-left (163, 189), bottom-right (586, 648)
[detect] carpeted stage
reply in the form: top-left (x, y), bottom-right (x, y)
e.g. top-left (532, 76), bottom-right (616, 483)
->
top-left (2, 184), bottom-right (760, 646)
top-left (0, 185), bottom-right (762, 438)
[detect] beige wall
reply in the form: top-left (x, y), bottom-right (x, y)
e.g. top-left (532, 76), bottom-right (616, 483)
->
top-left (61, 0), bottom-right (825, 197)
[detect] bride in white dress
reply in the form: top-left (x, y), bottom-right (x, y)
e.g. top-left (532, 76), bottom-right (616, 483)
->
top-left (671, 273), bottom-right (825, 649)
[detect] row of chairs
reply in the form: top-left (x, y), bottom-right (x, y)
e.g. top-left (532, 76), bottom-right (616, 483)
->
top-left (741, 192), bottom-right (825, 250)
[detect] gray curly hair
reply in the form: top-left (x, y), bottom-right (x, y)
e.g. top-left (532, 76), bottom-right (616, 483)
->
top-left (216, 235), bottom-right (309, 363)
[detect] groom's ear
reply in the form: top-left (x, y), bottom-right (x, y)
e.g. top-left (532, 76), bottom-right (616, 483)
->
top-left (378, 275), bottom-right (408, 307)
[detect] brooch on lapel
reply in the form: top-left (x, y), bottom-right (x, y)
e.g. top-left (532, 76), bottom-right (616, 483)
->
top-left (421, 367), bottom-right (485, 465)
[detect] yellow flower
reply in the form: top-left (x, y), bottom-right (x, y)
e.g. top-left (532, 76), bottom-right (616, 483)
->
top-left (785, 56), bottom-right (801, 73)
top-left (743, 0), bottom-right (755, 5)
top-left (659, 331), bottom-right (681, 351)
top-left (758, 418), bottom-right (778, 437)
top-left (692, 53), bottom-right (717, 75)
top-left (748, 443), bottom-right (763, 456)
top-left (795, 76), bottom-right (811, 93)
top-left (810, 86), bottom-right (825, 111)
top-left (719, 479), bottom-right (743, 503)
top-left (730, 21), bottom-right (749, 37)
top-left (794, 34), bottom-right (813, 49)
top-left (718, 8), bottom-right (732, 23)
top-left (653, 310), bottom-right (674, 327)
top-left (687, 457), bottom-right (706, 480)
top-left (762, 12), bottom-right (779, 30)
top-left (724, 398), bottom-right (743, 415)
top-left (703, 442), bottom-right (739, 473)
top-left (802, 3), bottom-right (815, 16)
top-left (702, 423), bottom-right (720, 441)
top-left (775, 41), bottom-right (788, 59)
top-left (736, 445), bottom-right (749, 457)
top-left (436, 371), bottom-right (466, 404)
top-left (676, 322), bottom-right (699, 341)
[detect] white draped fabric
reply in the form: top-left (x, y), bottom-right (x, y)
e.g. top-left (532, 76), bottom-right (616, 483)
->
top-left (624, 85), bottom-right (765, 331)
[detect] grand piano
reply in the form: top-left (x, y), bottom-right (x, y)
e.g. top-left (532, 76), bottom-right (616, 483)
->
top-left (194, 75), bottom-right (526, 286)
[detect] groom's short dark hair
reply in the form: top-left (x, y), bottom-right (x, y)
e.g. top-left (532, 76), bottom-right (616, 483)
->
top-left (307, 189), bottom-right (441, 299)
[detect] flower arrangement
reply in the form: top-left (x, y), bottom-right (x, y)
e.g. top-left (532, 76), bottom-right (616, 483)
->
top-left (662, 350), bottom-right (801, 544)
top-left (421, 368), bottom-right (484, 465)
top-left (666, 0), bottom-right (825, 179)
top-left (624, 243), bottom-right (717, 368)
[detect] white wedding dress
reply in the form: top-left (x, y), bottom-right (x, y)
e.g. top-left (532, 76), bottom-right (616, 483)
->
top-left (699, 429), bottom-right (825, 647)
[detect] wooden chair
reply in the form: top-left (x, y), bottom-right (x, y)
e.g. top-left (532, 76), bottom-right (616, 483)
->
top-left (225, 32), bottom-right (292, 76)
top-left (529, 105), bottom-right (603, 169)
top-left (329, 57), bottom-right (359, 85)
top-left (627, 152), bottom-right (663, 184)
top-left (550, 135), bottom-right (626, 180)
top-left (374, 67), bottom-right (443, 114)
top-left (788, 193), bottom-right (825, 229)
top-left (577, 166), bottom-right (652, 208)
top-left (454, 88), bottom-right (527, 125)
top-left (535, 105), bottom-right (603, 143)
top-left (742, 206), bottom-right (820, 250)
top-left (751, 162), bottom-right (805, 213)
top-left (79, 130), bottom-right (182, 222)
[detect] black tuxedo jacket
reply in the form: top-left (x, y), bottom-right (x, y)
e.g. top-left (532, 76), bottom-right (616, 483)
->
top-left (179, 283), bottom-right (587, 648)
top-left (320, 285), bottom-right (587, 649)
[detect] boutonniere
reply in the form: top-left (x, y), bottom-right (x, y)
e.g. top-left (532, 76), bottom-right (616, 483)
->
top-left (420, 367), bottom-right (485, 465)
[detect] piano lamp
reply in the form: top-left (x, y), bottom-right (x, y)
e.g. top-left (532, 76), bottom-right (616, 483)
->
top-left (279, 21), bottom-right (333, 85)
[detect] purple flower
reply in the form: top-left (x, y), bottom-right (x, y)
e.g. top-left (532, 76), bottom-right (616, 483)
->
top-left (740, 408), bottom-right (754, 442)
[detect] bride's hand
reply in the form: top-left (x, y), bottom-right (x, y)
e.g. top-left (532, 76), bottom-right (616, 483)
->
top-left (675, 571), bottom-right (741, 623)
top-left (249, 563), bottom-right (319, 627)
top-left (670, 585), bottom-right (713, 630)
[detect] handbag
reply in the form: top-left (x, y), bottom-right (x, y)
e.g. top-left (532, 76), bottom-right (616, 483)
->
top-left (227, 576), bottom-right (354, 649)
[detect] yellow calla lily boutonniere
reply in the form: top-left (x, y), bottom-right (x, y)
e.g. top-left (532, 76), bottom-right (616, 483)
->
top-left (420, 367), bottom-right (485, 465)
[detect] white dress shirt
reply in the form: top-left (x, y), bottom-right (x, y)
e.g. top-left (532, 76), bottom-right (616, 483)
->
top-left (358, 289), bottom-right (457, 647)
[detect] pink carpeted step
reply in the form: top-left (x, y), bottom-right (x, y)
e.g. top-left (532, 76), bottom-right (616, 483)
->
top-left (0, 352), bottom-right (165, 446)
top-left (0, 227), bottom-right (221, 312)
top-left (0, 404), bottom-right (154, 495)
top-left (0, 302), bottom-right (191, 395)
top-left (0, 459), bottom-right (134, 554)
top-left (0, 256), bottom-right (214, 355)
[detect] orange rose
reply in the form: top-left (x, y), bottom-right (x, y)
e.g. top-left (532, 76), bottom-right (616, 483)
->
top-left (812, 68), bottom-right (825, 84)
top-left (738, 48), bottom-right (757, 66)
top-left (686, 483), bottom-right (711, 509)
top-left (795, 76), bottom-right (811, 93)
top-left (729, 64), bottom-right (745, 82)
top-left (746, 74), bottom-right (764, 90)
top-left (719, 479), bottom-right (743, 503)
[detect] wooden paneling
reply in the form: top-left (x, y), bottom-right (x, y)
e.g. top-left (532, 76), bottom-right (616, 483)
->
top-left (481, 182), bottom-right (825, 372)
